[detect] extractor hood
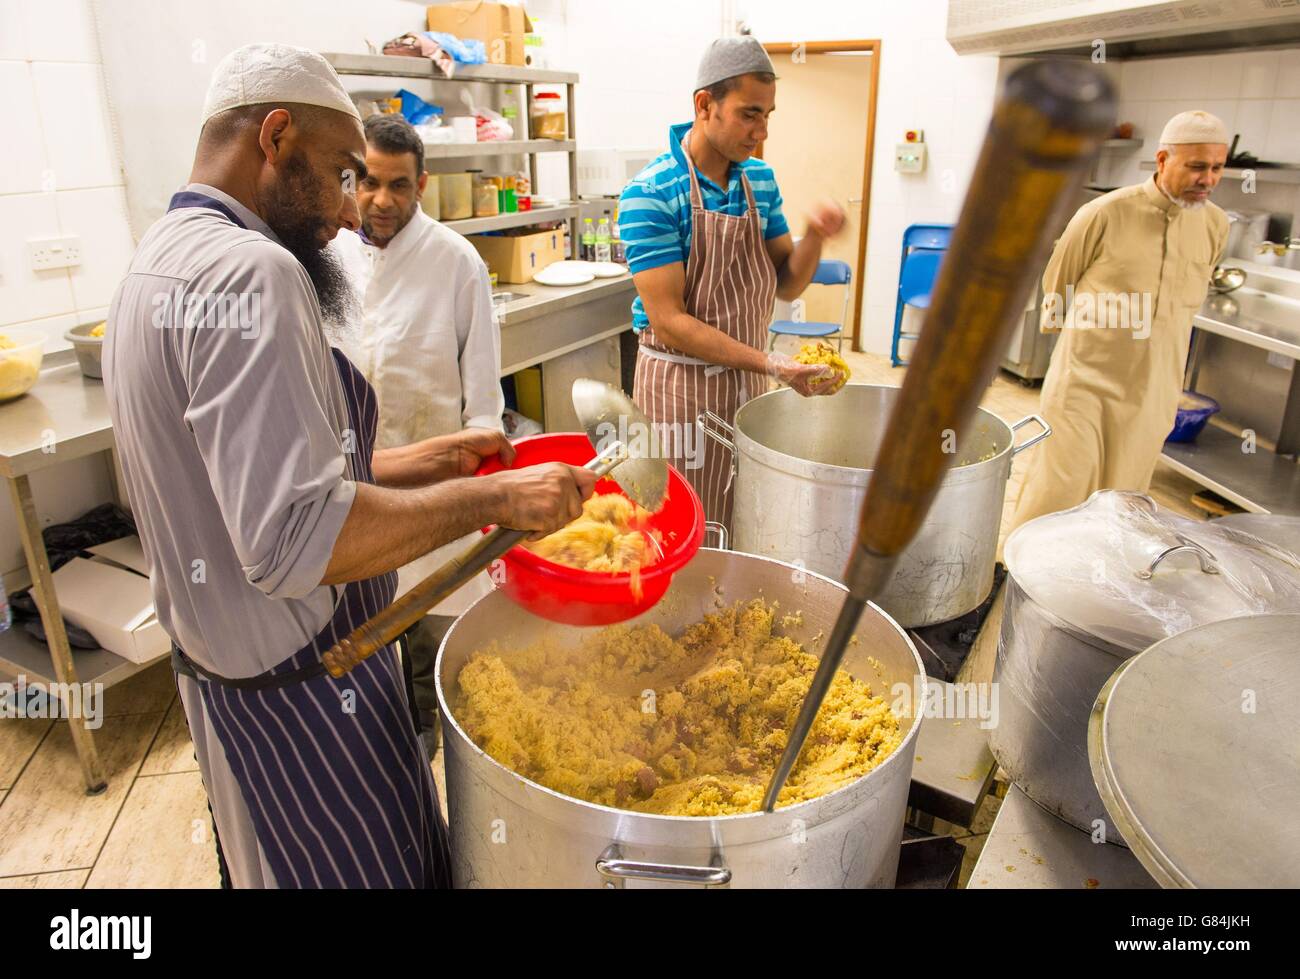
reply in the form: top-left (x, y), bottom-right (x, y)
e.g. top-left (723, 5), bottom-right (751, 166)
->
top-left (948, 0), bottom-right (1300, 58)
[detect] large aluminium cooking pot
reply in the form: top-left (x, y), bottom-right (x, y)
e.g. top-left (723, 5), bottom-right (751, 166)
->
top-left (435, 548), bottom-right (926, 888)
top-left (700, 384), bottom-right (1050, 628)
top-left (991, 491), bottom-right (1300, 845)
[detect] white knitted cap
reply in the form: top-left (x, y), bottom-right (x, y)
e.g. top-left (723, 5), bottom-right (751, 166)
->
top-left (201, 42), bottom-right (360, 124)
top-left (1159, 110), bottom-right (1228, 145)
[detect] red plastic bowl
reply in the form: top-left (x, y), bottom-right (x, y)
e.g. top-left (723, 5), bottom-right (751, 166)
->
top-left (475, 432), bottom-right (704, 625)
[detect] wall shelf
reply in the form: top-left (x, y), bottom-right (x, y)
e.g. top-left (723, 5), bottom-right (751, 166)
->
top-left (323, 52), bottom-right (577, 85)
top-left (423, 139), bottom-right (574, 160)
top-left (442, 203), bottom-right (579, 235)
top-left (1139, 160), bottom-right (1300, 185)
top-left (323, 51), bottom-right (580, 250)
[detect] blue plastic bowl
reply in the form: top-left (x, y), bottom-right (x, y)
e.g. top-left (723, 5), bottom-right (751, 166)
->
top-left (1166, 391), bottom-right (1221, 443)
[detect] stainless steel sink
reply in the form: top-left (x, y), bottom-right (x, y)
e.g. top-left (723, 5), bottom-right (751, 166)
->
top-left (492, 291), bottom-right (522, 305)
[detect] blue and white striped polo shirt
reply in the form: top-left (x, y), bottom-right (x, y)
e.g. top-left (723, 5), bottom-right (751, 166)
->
top-left (619, 122), bottom-right (790, 331)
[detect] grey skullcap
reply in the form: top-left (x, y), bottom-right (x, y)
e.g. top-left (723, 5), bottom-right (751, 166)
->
top-left (695, 35), bottom-right (777, 92)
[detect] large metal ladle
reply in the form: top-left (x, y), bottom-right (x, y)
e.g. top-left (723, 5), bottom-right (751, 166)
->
top-left (321, 378), bottom-right (666, 678)
top-left (760, 60), bottom-right (1117, 811)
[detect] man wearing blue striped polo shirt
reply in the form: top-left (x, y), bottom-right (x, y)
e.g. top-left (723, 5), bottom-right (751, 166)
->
top-left (620, 35), bottom-right (846, 528)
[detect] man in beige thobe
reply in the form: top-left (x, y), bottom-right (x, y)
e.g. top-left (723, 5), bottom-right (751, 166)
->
top-left (1010, 111), bottom-right (1230, 531)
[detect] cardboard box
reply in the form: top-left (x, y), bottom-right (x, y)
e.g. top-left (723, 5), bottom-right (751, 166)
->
top-left (51, 538), bottom-right (169, 665)
top-left (426, 2), bottom-right (532, 67)
top-left (469, 228), bottom-right (566, 283)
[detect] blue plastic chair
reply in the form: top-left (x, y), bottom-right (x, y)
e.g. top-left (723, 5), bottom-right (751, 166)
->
top-left (768, 259), bottom-right (852, 352)
top-left (891, 224), bottom-right (953, 366)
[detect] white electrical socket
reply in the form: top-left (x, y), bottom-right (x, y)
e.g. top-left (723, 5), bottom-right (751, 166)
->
top-left (28, 236), bottom-right (82, 271)
top-left (1266, 351), bottom-right (1294, 371)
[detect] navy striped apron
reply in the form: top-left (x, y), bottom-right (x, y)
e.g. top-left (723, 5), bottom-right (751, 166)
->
top-left (167, 191), bottom-right (451, 888)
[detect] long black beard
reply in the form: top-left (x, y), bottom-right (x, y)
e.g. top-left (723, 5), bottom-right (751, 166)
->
top-left (260, 155), bottom-right (358, 331)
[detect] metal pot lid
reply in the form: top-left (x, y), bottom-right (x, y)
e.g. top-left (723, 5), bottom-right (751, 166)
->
top-left (1215, 513), bottom-right (1300, 559)
top-left (1088, 613), bottom-right (1300, 887)
top-left (1004, 491), bottom-right (1300, 652)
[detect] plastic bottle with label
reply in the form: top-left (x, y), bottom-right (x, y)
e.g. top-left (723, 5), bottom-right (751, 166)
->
top-left (595, 215), bottom-right (612, 263)
top-left (612, 205), bottom-right (625, 264)
top-left (581, 218), bottom-right (596, 262)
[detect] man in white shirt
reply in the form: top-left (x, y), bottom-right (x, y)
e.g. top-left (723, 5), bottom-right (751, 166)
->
top-left (330, 113), bottom-right (504, 754)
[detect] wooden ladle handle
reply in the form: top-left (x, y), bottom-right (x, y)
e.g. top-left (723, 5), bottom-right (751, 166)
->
top-left (846, 60), bottom-right (1115, 597)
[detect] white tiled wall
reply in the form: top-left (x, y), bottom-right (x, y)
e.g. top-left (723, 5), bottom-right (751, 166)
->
top-left (1, 0), bottom-right (134, 579)
top-left (738, 0), bottom-right (1002, 355)
top-left (1098, 46), bottom-right (1300, 225)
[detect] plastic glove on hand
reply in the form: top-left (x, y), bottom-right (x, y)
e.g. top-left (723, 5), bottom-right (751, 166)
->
top-left (766, 351), bottom-right (838, 398)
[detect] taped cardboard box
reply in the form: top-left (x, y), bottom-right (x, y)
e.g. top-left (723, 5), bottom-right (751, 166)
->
top-left (426, 2), bottom-right (533, 67)
top-left (50, 536), bottom-right (169, 665)
top-left (469, 228), bottom-right (565, 283)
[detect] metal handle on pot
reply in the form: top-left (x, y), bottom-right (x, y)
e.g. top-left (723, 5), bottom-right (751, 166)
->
top-left (596, 845), bottom-right (732, 888)
top-left (1010, 414), bottom-right (1052, 456)
top-left (1136, 536), bottom-right (1220, 579)
top-left (704, 520), bottom-right (729, 550)
top-left (697, 409), bottom-right (738, 491)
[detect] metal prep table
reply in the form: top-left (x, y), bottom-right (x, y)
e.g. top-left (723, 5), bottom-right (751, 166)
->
top-left (1166, 271), bottom-right (1300, 514)
top-left (968, 784), bottom-right (1157, 889)
top-left (907, 680), bottom-right (1000, 829)
top-left (496, 274), bottom-right (636, 432)
top-left (0, 357), bottom-right (152, 794)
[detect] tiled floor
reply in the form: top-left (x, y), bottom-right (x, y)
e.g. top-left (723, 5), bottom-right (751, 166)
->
top-left (0, 352), bottom-right (1209, 888)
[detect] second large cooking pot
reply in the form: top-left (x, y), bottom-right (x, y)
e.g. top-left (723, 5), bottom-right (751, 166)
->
top-left (701, 384), bottom-right (1050, 627)
top-left (436, 548), bottom-right (926, 888)
top-left (993, 491), bottom-right (1300, 844)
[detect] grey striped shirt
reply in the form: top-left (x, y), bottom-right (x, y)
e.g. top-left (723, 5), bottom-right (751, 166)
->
top-left (104, 184), bottom-right (356, 677)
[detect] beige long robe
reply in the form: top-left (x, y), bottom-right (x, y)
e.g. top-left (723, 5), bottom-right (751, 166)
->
top-left (1009, 176), bottom-right (1228, 532)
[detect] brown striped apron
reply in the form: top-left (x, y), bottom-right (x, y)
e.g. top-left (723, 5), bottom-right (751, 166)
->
top-left (632, 130), bottom-right (777, 531)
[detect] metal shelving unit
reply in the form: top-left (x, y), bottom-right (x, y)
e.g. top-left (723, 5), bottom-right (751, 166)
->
top-left (1139, 159), bottom-right (1300, 185)
top-left (442, 202), bottom-right (580, 236)
top-left (422, 138), bottom-right (574, 159)
top-left (1160, 423), bottom-right (1300, 514)
top-left (1165, 286), bottom-right (1300, 514)
top-left (324, 52), bottom-right (580, 250)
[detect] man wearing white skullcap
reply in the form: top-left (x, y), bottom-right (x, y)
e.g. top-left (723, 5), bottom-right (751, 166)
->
top-left (1010, 110), bottom-right (1229, 531)
top-left (103, 42), bottom-right (596, 888)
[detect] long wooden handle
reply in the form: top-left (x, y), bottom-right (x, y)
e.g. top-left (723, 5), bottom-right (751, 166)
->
top-left (321, 442), bottom-right (630, 679)
top-left (321, 525), bottom-right (526, 678)
top-left (846, 60), bottom-right (1115, 597)
top-left (763, 61), bottom-right (1115, 813)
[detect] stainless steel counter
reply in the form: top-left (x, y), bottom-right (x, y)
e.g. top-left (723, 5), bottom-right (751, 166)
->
top-left (1164, 265), bottom-right (1300, 513)
top-left (0, 358), bottom-right (136, 793)
top-left (495, 273), bottom-right (636, 431)
top-left (0, 360), bottom-right (114, 479)
top-left (968, 784), bottom-right (1157, 889)
top-left (1193, 289), bottom-right (1300, 362)
top-left (494, 273), bottom-right (634, 329)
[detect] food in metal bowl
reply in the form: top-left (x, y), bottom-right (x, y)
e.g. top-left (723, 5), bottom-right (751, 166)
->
top-left (88, 321), bottom-right (106, 338)
top-left (453, 599), bottom-right (902, 815)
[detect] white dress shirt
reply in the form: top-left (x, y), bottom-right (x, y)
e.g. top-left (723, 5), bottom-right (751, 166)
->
top-left (331, 209), bottom-right (505, 614)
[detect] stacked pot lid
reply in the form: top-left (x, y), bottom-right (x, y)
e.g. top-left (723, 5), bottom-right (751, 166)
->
top-left (1088, 613), bottom-right (1300, 887)
top-left (1003, 490), bottom-right (1300, 654)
